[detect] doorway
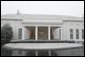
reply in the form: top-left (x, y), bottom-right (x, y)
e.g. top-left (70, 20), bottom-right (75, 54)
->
top-left (38, 27), bottom-right (48, 40)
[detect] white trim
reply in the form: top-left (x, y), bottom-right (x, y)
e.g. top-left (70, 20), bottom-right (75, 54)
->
top-left (35, 26), bottom-right (38, 40)
top-left (48, 26), bottom-right (51, 40)
top-left (23, 25), bottom-right (62, 28)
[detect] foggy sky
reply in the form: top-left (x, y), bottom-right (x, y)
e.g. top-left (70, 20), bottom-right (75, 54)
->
top-left (1, 1), bottom-right (84, 17)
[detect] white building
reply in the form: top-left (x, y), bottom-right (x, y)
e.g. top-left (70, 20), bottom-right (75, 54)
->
top-left (1, 13), bottom-right (84, 42)
top-left (1, 12), bottom-right (84, 56)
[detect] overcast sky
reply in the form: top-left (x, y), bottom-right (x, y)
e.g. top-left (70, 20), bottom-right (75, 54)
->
top-left (1, 1), bottom-right (84, 17)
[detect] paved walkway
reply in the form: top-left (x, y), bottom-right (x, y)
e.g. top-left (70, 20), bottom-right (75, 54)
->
top-left (4, 43), bottom-right (83, 50)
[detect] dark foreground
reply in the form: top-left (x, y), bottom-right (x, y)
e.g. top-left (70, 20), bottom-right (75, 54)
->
top-left (1, 46), bottom-right (84, 56)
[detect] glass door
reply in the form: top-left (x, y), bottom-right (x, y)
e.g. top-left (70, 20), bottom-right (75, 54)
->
top-left (38, 27), bottom-right (48, 40)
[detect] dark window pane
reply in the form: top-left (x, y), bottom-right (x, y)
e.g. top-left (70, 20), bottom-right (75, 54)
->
top-left (59, 29), bottom-right (61, 39)
top-left (70, 29), bottom-right (73, 39)
top-left (76, 29), bottom-right (79, 39)
top-left (19, 28), bottom-right (22, 39)
top-left (70, 29), bottom-right (73, 33)
top-left (82, 29), bottom-right (84, 39)
top-left (38, 27), bottom-right (48, 40)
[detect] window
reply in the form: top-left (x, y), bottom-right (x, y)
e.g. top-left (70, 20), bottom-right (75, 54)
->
top-left (82, 29), bottom-right (84, 39)
top-left (70, 29), bottom-right (73, 39)
top-left (19, 28), bottom-right (22, 39)
top-left (38, 27), bottom-right (48, 40)
top-left (76, 29), bottom-right (79, 39)
top-left (59, 29), bottom-right (61, 39)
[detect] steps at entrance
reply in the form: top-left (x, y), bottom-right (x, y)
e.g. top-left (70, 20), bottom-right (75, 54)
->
top-left (10, 40), bottom-right (75, 43)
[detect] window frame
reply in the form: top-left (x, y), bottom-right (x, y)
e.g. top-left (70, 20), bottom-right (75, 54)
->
top-left (76, 29), bottom-right (79, 39)
top-left (18, 28), bottom-right (22, 39)
top-left (70, 29), bottom-right (73, 39)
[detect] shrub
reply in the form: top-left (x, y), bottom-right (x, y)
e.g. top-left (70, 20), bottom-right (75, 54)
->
top-left (1, 24), bottom-right (13, 46)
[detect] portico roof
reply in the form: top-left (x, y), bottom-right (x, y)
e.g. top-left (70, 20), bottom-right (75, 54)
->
top-left (1, 14), bottom-right (83, 20)
top-left (1, 14), bottom-right (84, 25)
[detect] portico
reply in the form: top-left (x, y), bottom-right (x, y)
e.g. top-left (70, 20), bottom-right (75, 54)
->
top-left (1, 13), bottom-right (84, 56)
top-left (22, 25), bottom-right (62, 41)
top-left (21, 15), bottom-right (63, 41)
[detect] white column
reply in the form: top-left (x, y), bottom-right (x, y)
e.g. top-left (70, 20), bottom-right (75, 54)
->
top-left (35, 26), bottom-right (38, 40)
top-left (48, 26), bottom-right (51, 40)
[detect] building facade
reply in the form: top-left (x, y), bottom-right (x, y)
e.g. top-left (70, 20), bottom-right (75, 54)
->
top-left (1, 13), bottom-right (84, 56)
top-left (1, 13), bottom-right (84, 42)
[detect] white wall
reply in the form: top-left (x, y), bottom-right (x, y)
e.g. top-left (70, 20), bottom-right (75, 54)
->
top-left (62, 21), bottom-right (84, 41)
top-left (53, 28), bottom-right (60, 40)
top-left (1, 19), bottom-right (84, 41)
top-left (24, 27), bottom-right (30, 40)
top-left (1, 20), bottom-right (22, 40)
